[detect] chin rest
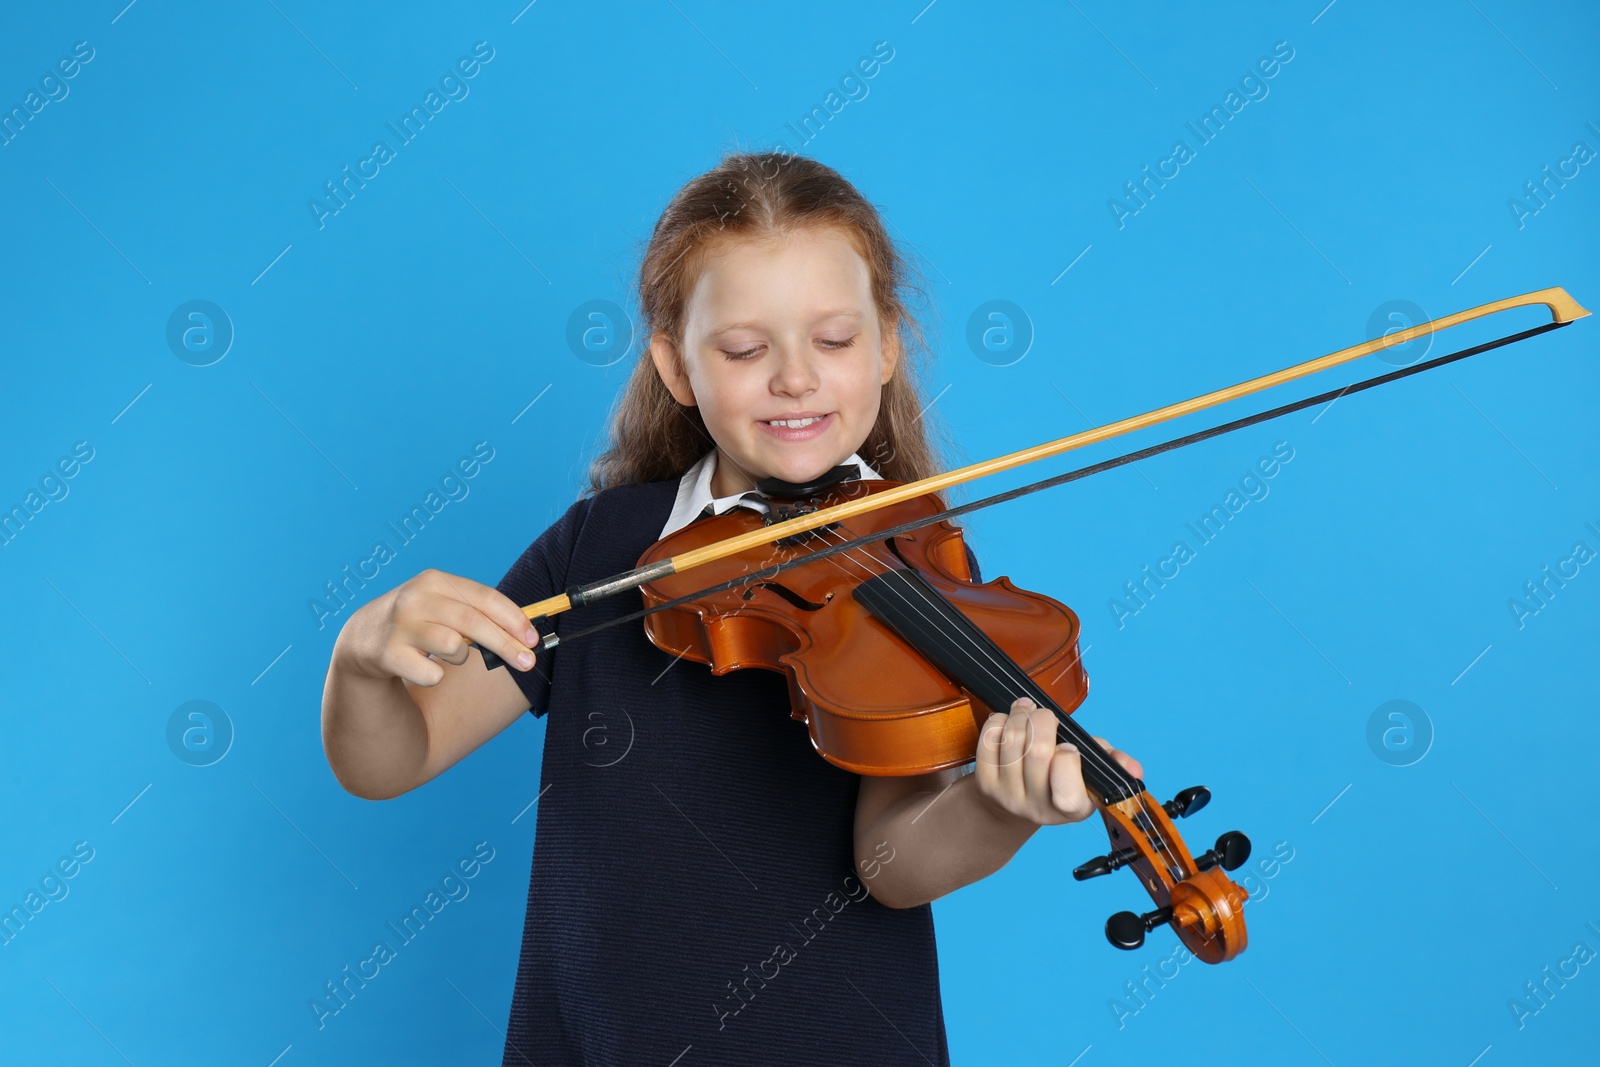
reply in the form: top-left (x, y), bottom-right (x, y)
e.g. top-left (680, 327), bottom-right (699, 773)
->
top-left (754, 463), bottom-right (861, 500)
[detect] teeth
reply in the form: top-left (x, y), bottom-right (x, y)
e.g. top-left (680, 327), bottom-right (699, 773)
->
top-left (766, 417), bottom-right (822, 428)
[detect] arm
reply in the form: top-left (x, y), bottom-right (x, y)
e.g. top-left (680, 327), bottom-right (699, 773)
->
top-left (854, 696), bottom-right (1143, 909)
top-left (853, 766), bottom-right (1039, 910)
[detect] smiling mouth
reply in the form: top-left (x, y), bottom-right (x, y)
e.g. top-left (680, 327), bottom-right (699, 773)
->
top-left (756, 411), bottom-right (835, 440)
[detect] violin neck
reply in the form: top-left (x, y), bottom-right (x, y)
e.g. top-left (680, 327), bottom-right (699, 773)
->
top-left (850, 564), bottom-right (1142, 803)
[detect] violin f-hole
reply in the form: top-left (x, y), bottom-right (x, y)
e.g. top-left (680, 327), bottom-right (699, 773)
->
top-left (740, 581), bottom-right (831, 612)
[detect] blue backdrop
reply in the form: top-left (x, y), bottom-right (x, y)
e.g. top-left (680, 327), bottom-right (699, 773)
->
top-left (2, 2), bottom-right (1596, 1064)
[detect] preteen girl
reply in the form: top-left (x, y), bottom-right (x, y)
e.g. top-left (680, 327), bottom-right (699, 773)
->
top-left (321, 150), bottom-right (1142, 1066)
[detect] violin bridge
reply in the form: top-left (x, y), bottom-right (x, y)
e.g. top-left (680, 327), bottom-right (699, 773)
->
top-left (766, 502), bottom-right (844, 548)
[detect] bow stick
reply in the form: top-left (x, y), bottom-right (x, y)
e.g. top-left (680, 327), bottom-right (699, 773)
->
top-left (476, 285), bottom-right (1588, 663)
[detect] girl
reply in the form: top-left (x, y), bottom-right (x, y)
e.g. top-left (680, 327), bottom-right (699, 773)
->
top-left (321, 151), bottom-right (1142, 1066)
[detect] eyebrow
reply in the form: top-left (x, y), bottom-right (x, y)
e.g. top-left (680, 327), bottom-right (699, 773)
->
top-left (709, 307), bottom-right (864, 336)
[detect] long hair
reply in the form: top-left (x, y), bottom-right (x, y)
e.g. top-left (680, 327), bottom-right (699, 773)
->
top-left (585, 150), bottom-right (954, 495)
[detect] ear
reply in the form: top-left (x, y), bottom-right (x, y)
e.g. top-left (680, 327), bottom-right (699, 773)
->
top-left (879, 319), bottom-right (900, 386)
top-left (649, 331), bottom-right (697, 406)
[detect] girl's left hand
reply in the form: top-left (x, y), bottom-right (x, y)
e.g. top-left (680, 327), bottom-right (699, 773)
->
top-left (974, 696), bottom-right (1144, 827)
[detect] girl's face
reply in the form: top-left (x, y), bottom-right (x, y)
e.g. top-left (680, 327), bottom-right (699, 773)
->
top-left (650, 225), bottom-right (899, 497)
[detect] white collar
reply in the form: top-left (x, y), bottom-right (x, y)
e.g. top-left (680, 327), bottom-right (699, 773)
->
top-left (658, 449), bottom-right (882, 539)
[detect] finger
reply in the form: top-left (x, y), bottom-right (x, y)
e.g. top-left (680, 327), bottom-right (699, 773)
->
top-left (995, 698), bottom-right (1035, 772)
top-left (1092, 735), bottom-right (1143, 780)
top-left (974, 712), bottom-right (1006, 805)
top-left (392, 644), bottom-right (447, 688)
top-left (994, 700), bottom-right (1035, 807)
top-left (428, 596), bottom-right (537, 672)
top-left (433, 571), bottom-right (540, 650)
top-left (1047, 744), bottom-right (1094, 822)
top-left (410, 620), bottom-right (474, 666)
top-left (1020, 702), bottom-right (1058, 813)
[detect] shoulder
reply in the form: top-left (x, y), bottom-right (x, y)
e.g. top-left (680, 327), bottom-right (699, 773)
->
top-left (499, 480), bottom-right (674, 584)
top-left (537, 479), bottom-right (678, 541)
top-left (526, 478), bottom-right (680, 575)
top-left (586, 478), bottom-right (679, 516)
top-left (574, 479), bottom-right (680, 544)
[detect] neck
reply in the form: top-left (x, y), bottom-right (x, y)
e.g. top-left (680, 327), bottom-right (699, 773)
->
top-left (709, 449), bottom-right (757, 498)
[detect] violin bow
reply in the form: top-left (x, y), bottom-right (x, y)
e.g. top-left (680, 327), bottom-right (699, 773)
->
top-left (478, 285), bottom-right (1588, 657)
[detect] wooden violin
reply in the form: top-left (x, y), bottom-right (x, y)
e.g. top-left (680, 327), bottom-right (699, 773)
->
top-left (476, 286), bottom-right (1589, 963)
top-left (637, 472), bottom-right (1252, 962)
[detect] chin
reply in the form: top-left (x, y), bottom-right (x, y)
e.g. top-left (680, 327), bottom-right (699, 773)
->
top-left (760, 448), bottom-right (840, 482)
top-left (757, 460), bottom-right (819, 485)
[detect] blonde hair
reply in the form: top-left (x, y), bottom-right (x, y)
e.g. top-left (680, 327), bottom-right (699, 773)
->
top-left (585, 150), bottom-right (954, 495)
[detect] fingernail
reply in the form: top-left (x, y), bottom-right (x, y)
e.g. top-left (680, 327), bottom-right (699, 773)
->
top-left (524, 626), bottom-right (538, 644)
top-left (517, 652), bottom-right (534, 669)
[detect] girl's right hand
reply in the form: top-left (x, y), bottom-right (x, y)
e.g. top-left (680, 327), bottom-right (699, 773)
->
top-left (338, 568), bottom-right (539, 687)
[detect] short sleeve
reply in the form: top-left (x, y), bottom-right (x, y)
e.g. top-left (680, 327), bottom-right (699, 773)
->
top-left (495, 495), bottom-right (592, 717)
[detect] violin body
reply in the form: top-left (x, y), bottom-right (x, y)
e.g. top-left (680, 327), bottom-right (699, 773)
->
top-left (637, 479), bottom-right (1088, 776)
top-left (636, 477), bottom-right (1249, 963)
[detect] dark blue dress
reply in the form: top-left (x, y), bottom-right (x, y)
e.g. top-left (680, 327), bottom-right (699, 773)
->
top-left (494, 478), bottom-right (969, 1066)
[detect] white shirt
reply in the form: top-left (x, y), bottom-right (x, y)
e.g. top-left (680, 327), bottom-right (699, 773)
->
top-left (658, 449), bottom-right (881, 539)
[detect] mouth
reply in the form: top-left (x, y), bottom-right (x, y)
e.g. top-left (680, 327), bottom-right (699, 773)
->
top-left (756, 411), bottom-right (834, 441)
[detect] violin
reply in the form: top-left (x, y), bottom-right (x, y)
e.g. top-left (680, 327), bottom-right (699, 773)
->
top-left (477, 286), bottom-right (1589, 964)
top-left (637, 469), bottom-right (1252, 963)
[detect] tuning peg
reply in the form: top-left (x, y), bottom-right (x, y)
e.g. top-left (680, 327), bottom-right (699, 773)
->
top-left (1105, 905), bottom-right (1173, 950)
top-left (1162, 785), bottom-right (1211, 819)
top-left (1073, 846), bottom-right (1139, 881)
top-left (1192, 831), bottom-right (1252, 872)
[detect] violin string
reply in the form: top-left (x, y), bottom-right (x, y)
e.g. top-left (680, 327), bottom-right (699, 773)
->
top-left (794, 520), bottom-right (1188, 884)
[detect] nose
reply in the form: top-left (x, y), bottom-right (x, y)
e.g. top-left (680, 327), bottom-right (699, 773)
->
top-left (769, 339), bottom-right (820, 399)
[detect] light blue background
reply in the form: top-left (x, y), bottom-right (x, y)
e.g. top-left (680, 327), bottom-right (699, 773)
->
top-left (2, 2), bottom-right (1596, 1064)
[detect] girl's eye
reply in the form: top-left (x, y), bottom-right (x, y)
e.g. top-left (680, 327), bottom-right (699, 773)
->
top-left (722, 337), bottom-right (856, 360)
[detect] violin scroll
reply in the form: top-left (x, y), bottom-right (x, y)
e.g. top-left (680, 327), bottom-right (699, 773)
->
top-left (1088, 788), bottom-right (1251, 963)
